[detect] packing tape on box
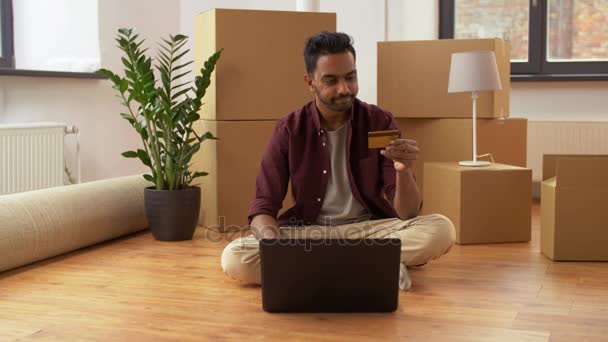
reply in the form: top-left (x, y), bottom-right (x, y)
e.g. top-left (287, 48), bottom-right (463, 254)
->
top-left (0, 175), bottom-right (149, 273)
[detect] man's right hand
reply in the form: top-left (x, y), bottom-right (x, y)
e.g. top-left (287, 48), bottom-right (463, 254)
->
top-left (250, 214), bottom-right (281, 240)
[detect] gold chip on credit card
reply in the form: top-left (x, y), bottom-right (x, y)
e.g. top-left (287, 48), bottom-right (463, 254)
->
top-left (368, 130), bottom-right (400, 149)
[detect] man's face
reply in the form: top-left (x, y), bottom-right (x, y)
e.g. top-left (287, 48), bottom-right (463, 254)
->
top-left (306, 51), bottom-right (358, 113)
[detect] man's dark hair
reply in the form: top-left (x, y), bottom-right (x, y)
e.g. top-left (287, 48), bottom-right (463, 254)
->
top-left (304, 31), bottom-right (356, 75)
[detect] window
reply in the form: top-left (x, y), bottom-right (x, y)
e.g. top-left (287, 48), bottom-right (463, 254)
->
top-left (0, 0), bottom-right (14, 68)
top-left (0, 0), bottom-right (102, 78)
top-left (440, 0), bottom-right (608, 80)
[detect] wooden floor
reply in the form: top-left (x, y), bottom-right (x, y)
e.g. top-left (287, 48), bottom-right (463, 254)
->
top-left (2, 201), bottom-right (608, 341)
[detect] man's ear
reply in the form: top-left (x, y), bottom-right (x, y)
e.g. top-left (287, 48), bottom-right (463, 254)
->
top-left (304, 74), bottom-right (314, 93)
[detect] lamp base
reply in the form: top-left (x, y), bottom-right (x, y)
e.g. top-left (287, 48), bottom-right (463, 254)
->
top-left (459, 160), bottom-right (491, 167)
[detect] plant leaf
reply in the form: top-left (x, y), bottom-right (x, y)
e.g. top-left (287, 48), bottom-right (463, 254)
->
top-left (118, 28), bottom-right (133, 36)
top-left (143, 174), bottom-right (155, 183)
top-left (137, 149), bottom-right (152, 167)
top-left (119, 78), bottom-right (129, 94)
top-left (121, 150), bottom-right (138, 158)
top-left (120, 113), bottom-right (136, 125)
top-left (192, 171), bottom-right (208, 179)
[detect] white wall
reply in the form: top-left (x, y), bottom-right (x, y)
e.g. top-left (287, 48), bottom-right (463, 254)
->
top-left (0, 0), bottom-right (179, 182)
top-left (510, 82), bottom-right (608, 121)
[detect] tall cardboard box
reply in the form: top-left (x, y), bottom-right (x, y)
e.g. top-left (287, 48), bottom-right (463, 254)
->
top-left (396, 118), bottom-right (527, 189)
top-left (423, 162), bottom-right (532, 244)
top-left (541, 155), bottom-right (608, 261)
top-left (192, 120), bottom-right (292, 231)
top-left (195, 9), bottom-right (336, 120)
top-left (378, 39), bottom-right (510, 118)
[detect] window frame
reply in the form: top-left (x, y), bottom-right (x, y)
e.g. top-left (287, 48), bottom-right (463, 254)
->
top-left (0, 0), bottom-right (14, 68)
top-left (439, 0), bottom-right (608, 81)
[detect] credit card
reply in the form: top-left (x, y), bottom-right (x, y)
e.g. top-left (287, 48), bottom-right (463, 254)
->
top-left (368, 130), bottom-right (400, 149)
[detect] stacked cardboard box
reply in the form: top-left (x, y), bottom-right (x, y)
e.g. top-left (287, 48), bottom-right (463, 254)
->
top-left (378, 39), bottom-right (531, 244)
top-left (193, 9), bottom-right (336, 231)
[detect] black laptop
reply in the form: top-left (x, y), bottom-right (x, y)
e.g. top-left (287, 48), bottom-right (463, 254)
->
top-left (259, 238), bottom-right (401, 313)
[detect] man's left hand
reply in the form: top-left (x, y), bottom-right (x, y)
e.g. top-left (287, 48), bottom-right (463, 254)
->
top-left (380, 139), bottom-right (420, 173)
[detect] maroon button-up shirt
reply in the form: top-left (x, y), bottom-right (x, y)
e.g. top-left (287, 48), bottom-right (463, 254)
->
top-left (248, 98), bottom-right (401, 226)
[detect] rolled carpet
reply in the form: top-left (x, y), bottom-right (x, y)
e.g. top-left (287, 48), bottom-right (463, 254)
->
top-left (0, 175), bottom-right (149, 272)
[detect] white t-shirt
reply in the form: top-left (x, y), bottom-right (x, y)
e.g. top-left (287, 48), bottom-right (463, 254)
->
top-left (315, 122), bottom-right (371, 226)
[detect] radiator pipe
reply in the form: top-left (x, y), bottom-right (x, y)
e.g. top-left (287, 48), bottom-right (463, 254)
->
top-left (64, 125), bottom-right (81, 184)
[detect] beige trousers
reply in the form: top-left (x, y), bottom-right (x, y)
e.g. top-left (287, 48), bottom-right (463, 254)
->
top-left (221, 214), bottom-right (455, 288)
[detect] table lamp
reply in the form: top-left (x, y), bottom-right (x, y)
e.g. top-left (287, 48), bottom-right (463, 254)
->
top-left (448, 50), bottom-right (502, 167)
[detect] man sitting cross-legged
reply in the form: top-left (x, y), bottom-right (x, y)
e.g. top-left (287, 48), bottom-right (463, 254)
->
top-left (221, 32), bottom-right (455, 290)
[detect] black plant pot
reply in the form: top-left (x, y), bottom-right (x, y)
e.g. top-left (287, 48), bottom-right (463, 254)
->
top-left (144, 186), bottom-right (201, 241)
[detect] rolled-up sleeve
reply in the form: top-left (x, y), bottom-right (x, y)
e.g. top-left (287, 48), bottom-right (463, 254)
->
top-left (247, 120), bottom-right (290, 224)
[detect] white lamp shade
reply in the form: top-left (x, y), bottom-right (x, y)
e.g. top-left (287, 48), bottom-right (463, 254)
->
top-left (447, 50), bottom-right (502, 93)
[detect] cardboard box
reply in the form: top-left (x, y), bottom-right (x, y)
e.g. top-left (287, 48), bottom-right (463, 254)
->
top-left (396, 118), bottom-right (527, 190)
top-left (195, 9), bottom-right (336, 120)
top-left (378, 39), bottom-right (510, 118)
top-left (192, 120), bottom-right (292, 231)
top-left (541, 154), bottom-right (608, 261)
top-left (423, 162), bottom-right (532, 244)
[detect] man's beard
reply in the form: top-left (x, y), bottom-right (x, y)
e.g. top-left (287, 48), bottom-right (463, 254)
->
top-left (315, 88), bottom-right (355, 113)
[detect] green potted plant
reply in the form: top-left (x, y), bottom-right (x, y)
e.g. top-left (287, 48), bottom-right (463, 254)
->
top-left (98, 28), bottom-right (222, 241)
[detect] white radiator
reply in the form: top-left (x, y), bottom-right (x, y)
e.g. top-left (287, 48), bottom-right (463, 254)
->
top-left (528, 121), bottom-right (608, 183)
top-left (0, 122), bottom-right (79, 195)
